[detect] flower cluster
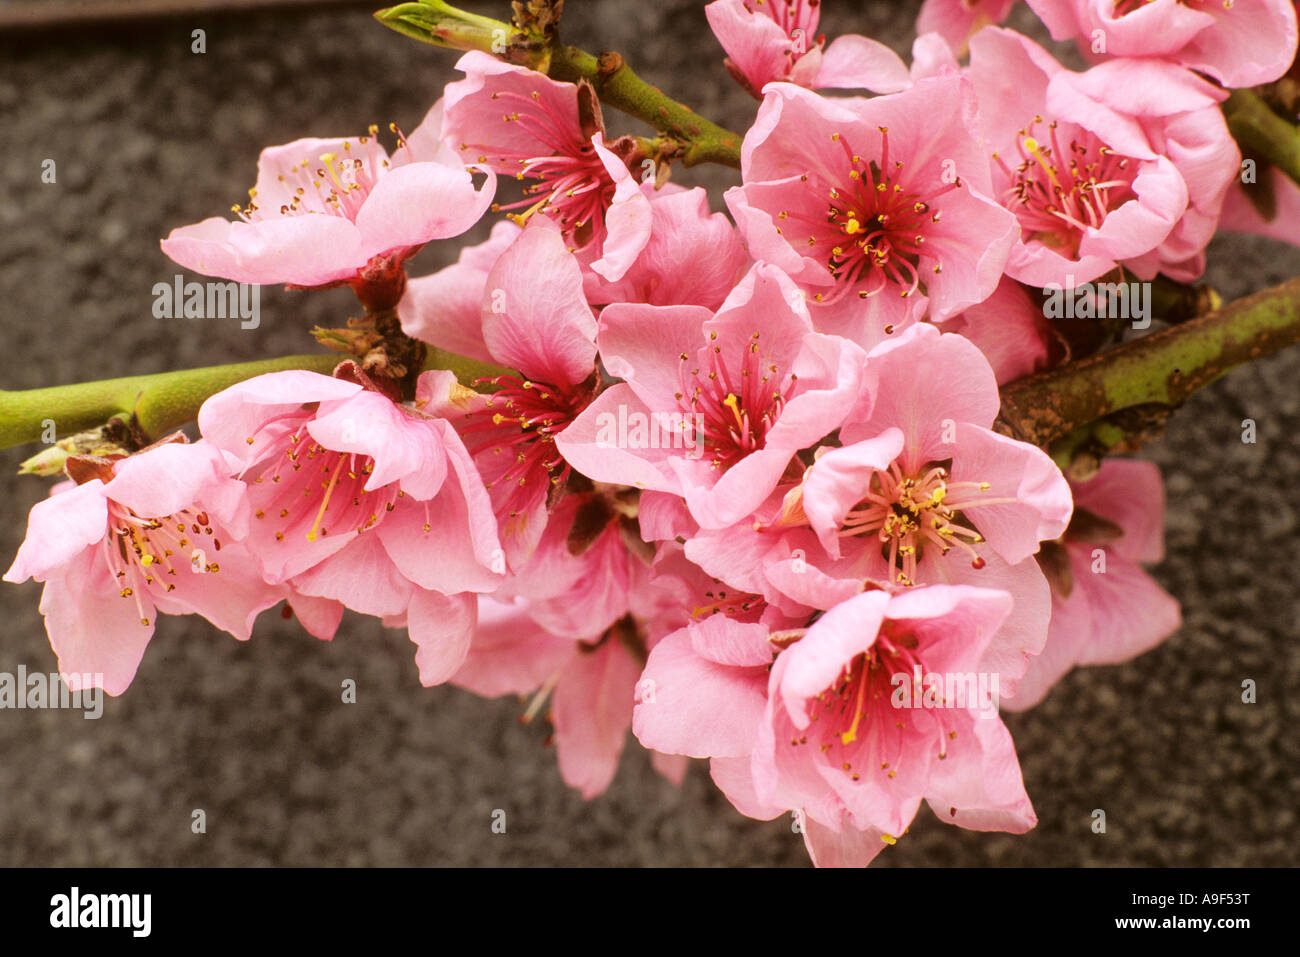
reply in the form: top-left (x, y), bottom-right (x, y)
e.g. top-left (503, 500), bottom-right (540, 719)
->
top-left (10, 0), bottom-right (1294, 866)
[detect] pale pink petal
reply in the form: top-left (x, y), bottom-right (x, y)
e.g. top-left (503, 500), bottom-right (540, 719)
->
top-left (164, 215), bottom-right (365, 287)
top-left (407, 588), bottom-right (477, 687)
top-left (5, 481), bottom-right (108, 583)
top-left (923, 710), bottom-right (1037, 833)
top-left (802, 812), bottom-right (890, 867)
top-left (651, 751), bottom-right (690, 787)
top-left (197, 371), bottom-right (359, 466)
top-left (289, 530), bottom-right (414, 619)
top-left (398, 220), bottom-right (520, 360)
top-left (633, 618), bottom-right (771, 758)
top-left (1070, 458), bottom-right (1166, 563)
top-left (709, 755), bottom-right (786, 821)
top-left (283, 592), bottom-right (345, 642)
top-left (450, 598), bottom-right (574, 698)
top-left (950, 423), bottom-right (1074, 566)
top-left (704, 0), bottom-right (796, 92)
top-left (356, 161), bottom-right (496, 255)
top-left (800, 430), bottom-right (906, 559)
top-left (480, 221), bottom-right (597, 386)
top-left (815, 34), bottom-right (911, 92)
top-left (588, 133), bottom-right (654, 281)
top-left (307, 391), bottom-right (448, 500)
top-left (553, 638), bottom-right (642, 799)
top-left (841, 324), bottom-right (1001, 469)
top-left (40, 550), bottom-right (155, 697)
top-left (1071, 552), bottom-right (1181, 668)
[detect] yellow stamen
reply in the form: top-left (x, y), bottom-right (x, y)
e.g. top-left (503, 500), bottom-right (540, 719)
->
top-left (306, 458), bottom-right (344, 542)
top-left (722, 393), bottom-right (745, 431)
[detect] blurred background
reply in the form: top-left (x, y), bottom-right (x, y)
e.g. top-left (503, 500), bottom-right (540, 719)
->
top-left (0, 0), bottom-right (1296, 866)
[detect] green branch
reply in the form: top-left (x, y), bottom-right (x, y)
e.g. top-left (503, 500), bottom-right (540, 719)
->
top-left (546, 47), bottom-right (741, 167)
top-left (1, 354), bottom-right (340, 450)
top-left (374, 1), bottom-right (743, 167)
top-left (996, 277), bottom-right (1300, 451)
top-left (1, 348), bottom-right (512, 451)
top-left (1223, 89), bottom-right (1300, 186)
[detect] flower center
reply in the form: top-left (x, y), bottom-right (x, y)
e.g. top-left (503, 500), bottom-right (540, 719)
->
top-left (465, 89), bottom-right (616, 245)
top-left (232, 124), bottom-right (401, 224)
top-left (104, 504), bottom-right (223, 626)
top-left (777, 128), bottom-right (958, 305)
top-left (840, 461), bottom-right (1018, 584)
top-left (690, 585), bottom-right (766, 621)
top-left (248, 421), bottom-right (402, 544)
top-left (994, 116), bottom-right (1136, 256)
top-left (749, 0), bottom-right (821, 35)
top-left (674, 331), bottom-right (794, 470)
top-left (463, 375), bottom-right (590, 522)
top-left (791, 623), bottom-right (958, 783)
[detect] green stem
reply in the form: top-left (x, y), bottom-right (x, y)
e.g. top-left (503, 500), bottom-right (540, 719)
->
top-left (547, 47), bottom-right (742, 167)
top-left (1, 354), bottom-right (340, 450)
top-left (996, 277), bottom-right (1300, 449)
top-left (1223, 88), bottom-right (1300, 186)
top-left (374, 1), bottom-right (742, 168)
top-left (1, 349), bottom-right (513, 451)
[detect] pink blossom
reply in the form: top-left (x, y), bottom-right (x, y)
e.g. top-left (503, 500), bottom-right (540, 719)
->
top-left (968, 27), bottom-right (1240, 286)
top-left (556, 263), bottom-right (868, 529)
top-left (724, 75), bottom-right (1019, 348)
top-left (1025, 0), bottom-right (1298, 89)
top-left (916, 0), bottom-right (1018, 57)
top-left (161, 100), bottom-right (495, 299)
top-left (414, 221), bottom-right (598, 567)
top-left (758, 586), bottom-right (1035, 864)
top-left (635, 584), bottom-right (1037, 866)
top-left (4, 439), bottom-right (282, 696)
top-left (197, 368), bottom-right (504, 686)
top-left (684, 323), bottom-right (1072, 696)
top-left (441, 51), bottom-right (652, 281)
top-left (1009, 459), bottom-right (1181, 709)
top-left (704, 0), bottom-right (910, 96)
top-left (633, 612), bottom-right (777, 763)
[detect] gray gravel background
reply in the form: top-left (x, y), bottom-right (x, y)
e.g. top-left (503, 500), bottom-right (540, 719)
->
top-left (0, 0), bottom-right (1295, 867)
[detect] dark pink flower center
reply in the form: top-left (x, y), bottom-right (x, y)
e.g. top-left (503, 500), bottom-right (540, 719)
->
top-left (750, 0), bottom-right (821, 35)
top-left (464, 90), bottom-right (616, 243)
top-left (790, 624), bottom-right (957, 783)
top-left (839, 461), bottom-right (1016, 584)
top-left (777, 128), bottom-right (960, 305)
top-left (233, 125), bottom-right (401, 224)
top-left (674, 331), bottom-right (795, 470)
top-left (248, 420), bottom-right (408, 544)
top-left (993, 117), bottom-right (1137, 256)
top-left (462, 375), bottom-right (591, 521)
top-left (105, 503), bottom-right (223, 626)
